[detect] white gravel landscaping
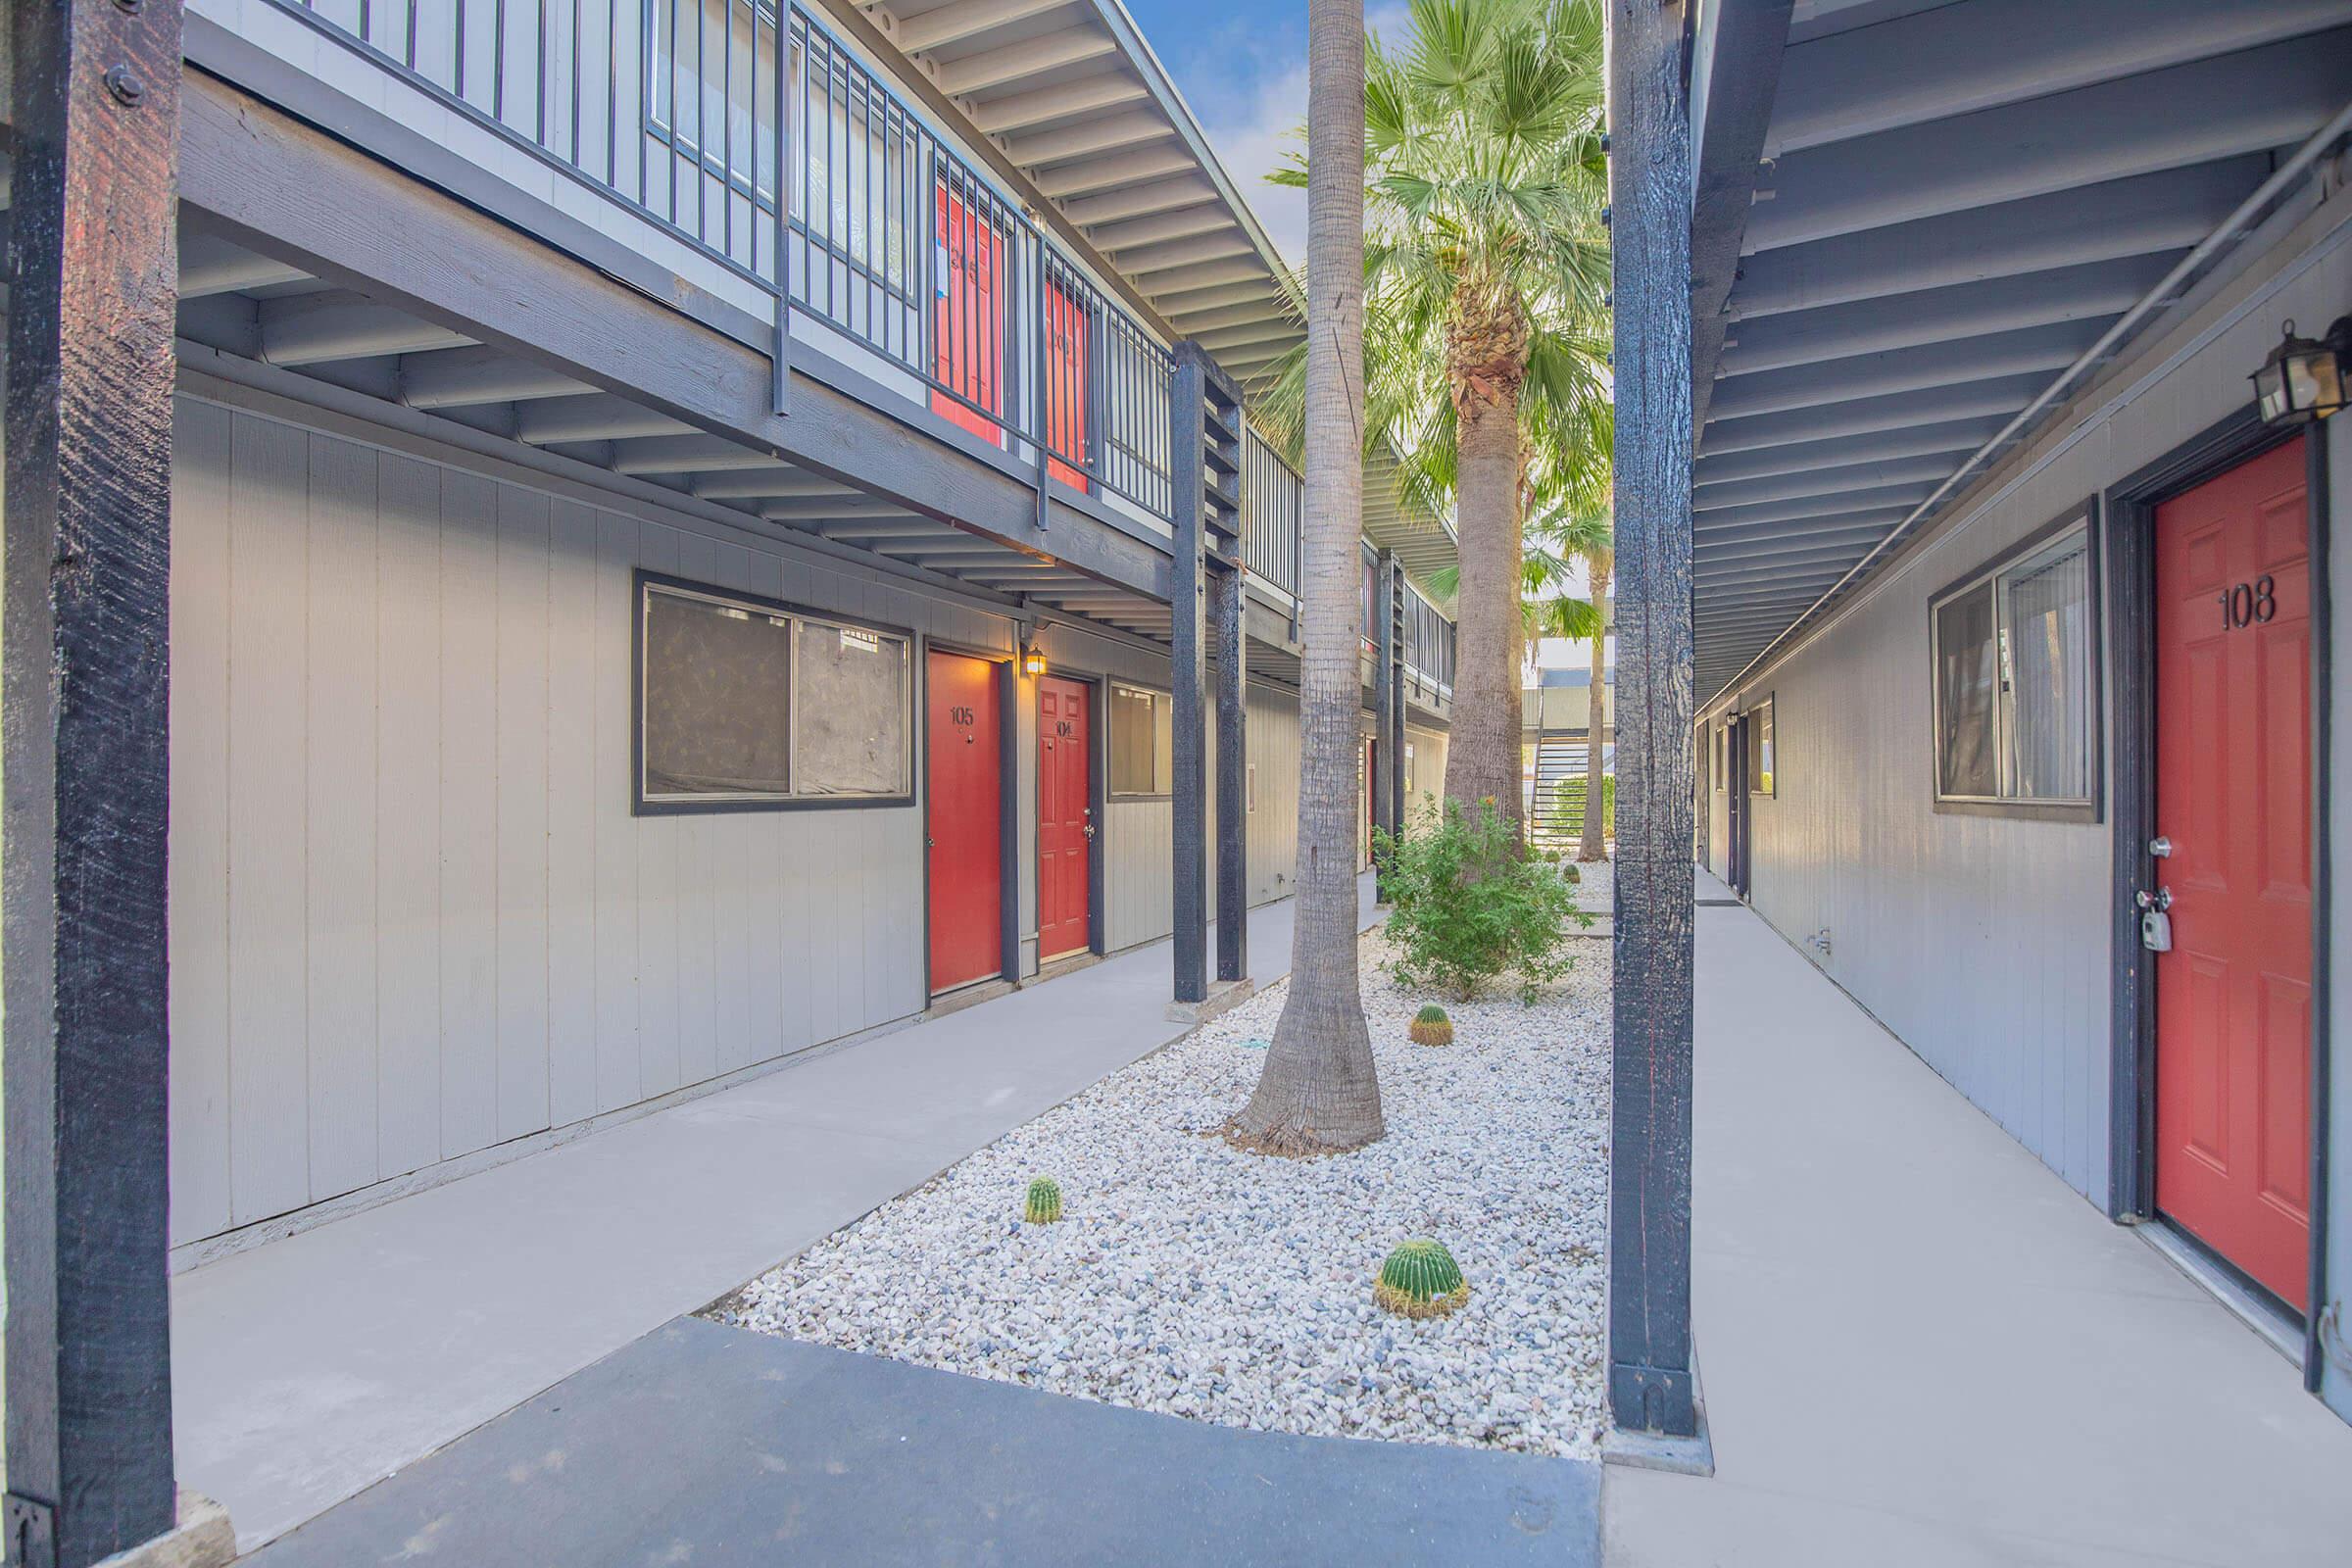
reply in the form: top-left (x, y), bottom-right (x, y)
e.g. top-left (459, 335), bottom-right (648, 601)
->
top-left (716, 912), bottom-right (1613, 1457)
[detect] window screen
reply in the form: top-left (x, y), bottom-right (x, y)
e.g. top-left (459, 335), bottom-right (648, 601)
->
top-left (638, 578), bottom-right (909, 809)
top-left (2001, 534), bottom-right (2092, 801)
top-left (793, 618), bottom-right (909, 796)
top-left (1110, 684), bottom-right (1172, 795)
top-left (642, 586), bottom-right (794, 800)
top-left (1933, 518), bottom-right (2095, 808)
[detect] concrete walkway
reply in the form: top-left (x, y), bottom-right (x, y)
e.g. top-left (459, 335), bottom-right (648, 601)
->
top-left (1604, 875), bottom-right (2352, 1566)
top-left (174, 879), bottom-right (1378, 1553)
top-left (244, 1318), bottom-right (1600, 1566)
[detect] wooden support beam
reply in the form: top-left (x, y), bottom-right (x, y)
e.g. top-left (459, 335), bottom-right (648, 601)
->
top-left (1371, 550), bottom-right (1398, 894)
top-left (4, 0), bottom-right (186, 1558)
top-left (1168, 344), bottom-right (1211, 1004)
top-left (1605, 0), bottom-right (1700, 1443)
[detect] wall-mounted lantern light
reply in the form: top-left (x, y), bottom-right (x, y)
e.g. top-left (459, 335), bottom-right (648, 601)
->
top-left (2251, 317), bottom-right (2350, 427)
top-left (1021, 642), bottom-right (1047, 677)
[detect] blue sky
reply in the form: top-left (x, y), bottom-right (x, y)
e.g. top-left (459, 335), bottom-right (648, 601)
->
top-left (1117, 0), bottom-right (1411, 264)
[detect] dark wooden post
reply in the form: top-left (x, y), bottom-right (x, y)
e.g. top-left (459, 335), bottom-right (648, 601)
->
top-left (1371, 550), bottom-right (1400, 895)
top-left (1169, 344), bottom-right (1211, 1004)
top-left (1373, 557), bottom-right (1392, 859)
top-left (1213, 562), bottom-right (1249, 983)
top-left (5, 0), bottom-right (187, 1559)
top-left (1605, 0), bottom-right (1700, 1440)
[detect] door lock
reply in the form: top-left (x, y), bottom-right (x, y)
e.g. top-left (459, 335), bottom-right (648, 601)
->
top-left (2135, 885), bottom-right (2174, 953)
top-left (2147, 835), bottom-right (2174, 858)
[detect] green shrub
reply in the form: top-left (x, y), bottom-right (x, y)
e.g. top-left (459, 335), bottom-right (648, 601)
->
top-left (1373, 798), bottom-right (1588, 1004)
top-left (1373, 1238), bottom-right (1470, 1318)
top-left (1022, 1177), bottom-right (1063, 1225)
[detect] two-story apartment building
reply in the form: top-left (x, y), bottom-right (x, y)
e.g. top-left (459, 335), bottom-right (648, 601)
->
top-left (1, 0), bottom-right (1458, 1559)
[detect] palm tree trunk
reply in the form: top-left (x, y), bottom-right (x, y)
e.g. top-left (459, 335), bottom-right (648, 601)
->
top-left (1444, 373), bottom-right (1526, 834)
top-left (1579, 547), bottom-right (1611, 861)
top-left (1233, 0), bottom-right (1381, 1154)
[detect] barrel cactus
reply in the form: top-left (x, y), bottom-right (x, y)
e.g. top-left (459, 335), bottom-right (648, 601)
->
top-left (1022, 1176), bottom-right (1063, 1225)
top-left (1408, 1004), bottom-right (1453, 1047)
top-left (1374, 1238), bottom-right (1470, 1318)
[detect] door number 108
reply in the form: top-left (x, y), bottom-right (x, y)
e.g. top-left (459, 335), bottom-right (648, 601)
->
top-left (2216, 574), bottom-right (2276, 630)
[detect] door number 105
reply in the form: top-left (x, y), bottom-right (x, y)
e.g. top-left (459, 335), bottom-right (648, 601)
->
top-left (2216, 574), bottom-right (2277, 630)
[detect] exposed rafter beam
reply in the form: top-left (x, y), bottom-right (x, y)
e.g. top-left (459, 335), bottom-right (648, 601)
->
top-left (1061, 175), bottom-right (1216, 228)
top-left (969, 73), bottom-right (1150, 134)
top-left (1087, 204), bottom-right (1233, 253)
top-left (1034, 145), bottom-right (1193, 200)
top-left (1007, 110), bottom-right (1175, 169)
top-left (895, 0), bottom-right (1076, 53)
top-left (1745, 31), bottom-right (2352, 252)
top-left (1699, 372), bottom-right (2045, 456)
top-left (1143, 258), bottom-right (1272, 300)
top-left (689, 470), bottom-right (857, 501)
top-left (1727, 159), bottom-right (2259, 321)
top-left (1694, 454), bottom-right (1966, 513)
top-left (258, 290), bottom-right (470, 365)
top-left (513, 393), bottom-right (694, 445)
top-left (1693, 416), bottom-right (2007, 486)
top-left (1768, 0), bottom-right (2349, 157)
top-left (398, 344), bottom-right (593, 409)
top-left (1720, 254), bottom-right (2171, 379)
top-left (178, 234), bottom-right (309, 298)
top-left (1693, 483), bottom-right (1936, 533)
top-left (937, 31), bottom-right (1118, 96)
top-left (1156, 279), bottom-right (1287, 318)
top-left (1117, 231), bottom-right (1256, 273)
top-left (1704, 321), bottom-right (2097, 423)
top-left (610, 435), bottom-right (777, 474)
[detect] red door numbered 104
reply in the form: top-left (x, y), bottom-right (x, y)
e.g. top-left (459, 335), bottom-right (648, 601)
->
top-left (2151, 435), bottom-right (2312, 1310)
top-left (1037, 675), bottom-right (1092, 961)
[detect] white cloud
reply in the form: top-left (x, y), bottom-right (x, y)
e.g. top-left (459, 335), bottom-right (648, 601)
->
top-left (1177, 5), bottom-right (1412, 268)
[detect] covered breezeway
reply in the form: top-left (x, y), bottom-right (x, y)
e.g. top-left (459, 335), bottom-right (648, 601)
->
top-left (1605, 875), bottom-right (2352, 1564)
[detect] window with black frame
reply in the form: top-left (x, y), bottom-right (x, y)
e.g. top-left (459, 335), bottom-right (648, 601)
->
top-left (638, 577), bottom-right (909, 809)
top-left (1745, 698), bottom-right (1775, 797)
top-left (1930, 515), bottom-right (2096, 812)
top-left (1109, 683), bottom-right (1173, 796)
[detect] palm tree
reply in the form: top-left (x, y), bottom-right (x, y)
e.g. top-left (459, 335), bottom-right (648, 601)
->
top-left (1261, 0), bottom-right (1610, 835)
top-left (1231, 0), bottom-right (1384, 1155)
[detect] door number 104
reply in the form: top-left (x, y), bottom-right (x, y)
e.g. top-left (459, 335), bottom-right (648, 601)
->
top-left (2216, 574), bottom-right (2277, 630)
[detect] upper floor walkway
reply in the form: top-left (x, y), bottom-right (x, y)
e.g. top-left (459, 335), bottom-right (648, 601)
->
top-left (173, 0), bottom-right (1458, 702)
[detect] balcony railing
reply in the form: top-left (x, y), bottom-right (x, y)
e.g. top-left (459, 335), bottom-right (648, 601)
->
top-left (260, 0), bottom-right (1443, 661)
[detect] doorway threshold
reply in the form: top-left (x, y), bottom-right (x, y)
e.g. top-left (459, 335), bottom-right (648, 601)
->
top-left (2136, 1219), bottom-right (2304, 1366)
top-left (926, 977), bottom-right (1015, 1018)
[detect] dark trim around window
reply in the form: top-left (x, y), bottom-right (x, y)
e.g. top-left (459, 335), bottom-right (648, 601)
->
top-left (1928, 502), bottom-right (2104, 824)
top-left (632, 567), bottom-right (916, 814)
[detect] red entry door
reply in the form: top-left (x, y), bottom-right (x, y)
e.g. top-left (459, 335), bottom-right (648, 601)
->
top-left (1044, 276), bottom-right (1091, 492)
top-left (932, 187), bottom-right (1005, 449)
top-left (927, 651), bottom-right (1004, 993)
top-left (2153, 435), bottom-right (2312, 1309)
top-left (1037, 675), bottom-right (1093, 960)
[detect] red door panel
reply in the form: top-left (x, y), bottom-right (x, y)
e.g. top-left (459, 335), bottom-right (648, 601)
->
top-left (927, 651), bottom-right (1004, 993)
top-left (932, 186), bottom-right (1005, 448)
top-left (2153, 435), bottom-right (2312, 1309)
top-left (1037, 675), bottom-right (1092, 960)
top-left (1044, 277), bottom-right (1090, 493)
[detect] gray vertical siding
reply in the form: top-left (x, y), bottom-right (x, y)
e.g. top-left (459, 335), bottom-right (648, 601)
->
top-left (1702, 205), bottom-right (2352, 1212)
top-left (163, 382), bottom-right (1355, 1248)
top-left (169, 391), bottom-right (956, 1246)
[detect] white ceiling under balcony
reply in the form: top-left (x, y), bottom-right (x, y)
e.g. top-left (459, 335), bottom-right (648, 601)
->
top-left (841, 0), bottom-right (1304, 391)
top-left (1688, 0), bottom-right (2352, 706)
